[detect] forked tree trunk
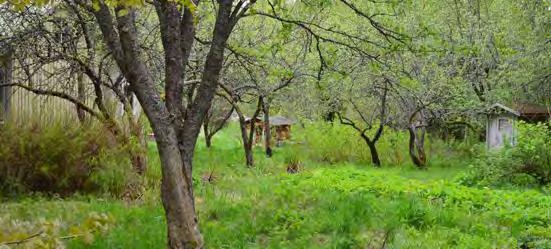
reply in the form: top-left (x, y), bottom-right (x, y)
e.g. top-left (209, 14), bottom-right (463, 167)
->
top-left (93, 0), bottom-right (241, 247)
top-left (408, 125), bottom-right (427, 169)
top-left (238, 116), bottom-right (254, 167)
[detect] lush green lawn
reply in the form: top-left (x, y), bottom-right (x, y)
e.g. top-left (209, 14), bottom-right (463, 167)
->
top-left (2, 126), bottom-right (550, 248)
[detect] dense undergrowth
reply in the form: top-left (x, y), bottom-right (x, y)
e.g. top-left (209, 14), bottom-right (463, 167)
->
top-left (459, 122), bottom-right (551, 188)
top-left (1, 122), bottom-right (550, 248)
top-left (0, 120), bottom-right (140, 197)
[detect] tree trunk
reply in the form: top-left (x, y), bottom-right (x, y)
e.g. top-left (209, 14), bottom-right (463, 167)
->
top-left (261, 97), bottom-right (272, 157)
top-left (93, 0), bottom-right (239, 246)
top-left (238, 116), bottom-right (254, 167)
top-left (155, 128), bottom-right (203, 249)
top-left (130, 119), bottom-right (148, 174)
top-left (368, 142), bottom-right (381, 167)
top-left (76, 72), bottom-right (86, 122)
top-left (205, 134), bottom-right (212, 148)
top-left (408, 126), bottom-right (427, 169)
top-left (94, 6), bottom-right (204, 247)
top-left (362, 136), bottom-right (381, 167)
top-left (203, 120), bottom-right (212, 148)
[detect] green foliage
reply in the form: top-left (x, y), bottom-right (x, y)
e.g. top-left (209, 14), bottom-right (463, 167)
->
top-left (294, 122), bottom-right (468, 168)
top-left (0, 122), bottom-right (139, 197)
top-left (458, 122), bottom-right (551, 187)
top-left (3, 126), bottom-right (550, 248)
top-left (0, 199), bottom-right (115, 249)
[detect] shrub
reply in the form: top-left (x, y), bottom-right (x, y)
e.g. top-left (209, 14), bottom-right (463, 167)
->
top-left (0, 121), bottom-right (139, 197)
top-left (458, 121), bottom-right (551, 187)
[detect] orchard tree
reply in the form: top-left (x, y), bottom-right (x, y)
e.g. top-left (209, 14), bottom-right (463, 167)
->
top-left (1, 0), bottom-right (407, 247)
top-left (0, 3), bottom-right (152, 173)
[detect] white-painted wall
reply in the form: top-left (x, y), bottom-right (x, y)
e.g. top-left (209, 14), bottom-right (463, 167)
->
top-left (486, 114), bottom-right (516, 149)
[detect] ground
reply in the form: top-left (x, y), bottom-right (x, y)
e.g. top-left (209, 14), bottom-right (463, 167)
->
top-left (1, 126), bottom-right (550, 248)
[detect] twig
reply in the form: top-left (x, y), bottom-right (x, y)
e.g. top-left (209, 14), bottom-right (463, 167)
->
top-left (1, 230), bottom-right (44, 246)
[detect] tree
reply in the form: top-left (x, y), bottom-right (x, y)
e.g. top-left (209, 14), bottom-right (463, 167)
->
top-left (203, 96), bottom-right (234, 148)
top-left (337, 77), bottom-right (392, 167)
top-left (1, 0), bottom-right (411, 247)
top-left (0, 2), bottom-right (149, 173)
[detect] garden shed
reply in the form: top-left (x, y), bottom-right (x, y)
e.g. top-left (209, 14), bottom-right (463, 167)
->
top-left (244, 116), bottom-right (295, 145)
top-left (269, 116), bottom-right (295, 145)
top-left (486, 103), bottom-right (550, 149)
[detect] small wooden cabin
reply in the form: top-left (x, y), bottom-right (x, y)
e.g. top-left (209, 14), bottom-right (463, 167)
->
top-left (244, 116), bottom-right (295, 146)
top-left (269, 116), bottom-right (295, 146)
top-left (486, 103), bottom-right (550, 149)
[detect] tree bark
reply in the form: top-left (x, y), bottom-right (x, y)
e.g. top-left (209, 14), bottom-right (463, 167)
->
top-left (130, 118), bottom-right (148, 174)
top-left (203, 123), bottom-right (213, 148)
top-left (93, 0), bottom-right (240, 246)
top-left (408, 125), bottom-right (427, 169)
top-left (364, 138), bottom-right (381, 167)
top-left (76, 72), bottom-right (86, 122)
top-left (235, 111), bottom-right (254, 167)
top-left (261, 97), bottom-right (272, 157)
top-left (93, 4), bottom-right (203, 248)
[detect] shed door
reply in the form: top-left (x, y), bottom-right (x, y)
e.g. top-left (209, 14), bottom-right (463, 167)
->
top-left (496, 118), bottom-right (513, 147)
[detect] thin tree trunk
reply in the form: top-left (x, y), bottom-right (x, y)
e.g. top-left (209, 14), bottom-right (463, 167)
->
top-left (130, 118), bottom-right (148, 174)
top-left (367, 141), bottom-right (381, 167)
top-left (205, 134), bottom-right (212, 148)
top-left (76, 72), bottom-right (86, 122)
top-left (261, 97), bottom-right (272, 157)
top-left (361, 134), bottom-right (381, 167)
top-left (203, 120), bottom-right (212, 148)
top-left (408, 126), bottom-right (427, 169)
top-left (238, 116), bottom-right (254, 167)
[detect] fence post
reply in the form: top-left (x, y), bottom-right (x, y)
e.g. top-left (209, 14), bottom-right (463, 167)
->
top-left (0, 46), bottom-right (13, 124)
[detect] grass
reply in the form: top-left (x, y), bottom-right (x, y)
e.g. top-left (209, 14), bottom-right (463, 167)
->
top-left (1, 123), bottom-right (550, 248)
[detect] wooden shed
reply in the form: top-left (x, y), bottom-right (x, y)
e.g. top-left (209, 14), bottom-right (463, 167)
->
top-left (269, 116), bottom-right (295, 145)
top-left (244, 116), bottom-right (295, 146)
top-left (486, 103), bottom-right (550, 149)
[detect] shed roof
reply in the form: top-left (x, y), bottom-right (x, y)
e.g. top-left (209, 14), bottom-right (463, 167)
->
top-left (269, 116), bottom-right (295, 126)
top-left (512, 103), bottom-right (550, 115)
top-left (487, 103), bottom-right (520, 116)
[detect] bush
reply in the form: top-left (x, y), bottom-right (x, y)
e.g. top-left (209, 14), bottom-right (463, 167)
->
top-left (0, 122), bottom-right (139, 197)
top-left (458, 121), bottom-right (551, 187)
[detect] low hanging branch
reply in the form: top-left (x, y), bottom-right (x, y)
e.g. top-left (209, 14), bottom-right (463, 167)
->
top-left (0, 82), bottom-right (102, 120)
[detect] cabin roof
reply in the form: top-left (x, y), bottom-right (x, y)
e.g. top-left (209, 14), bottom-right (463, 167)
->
top-left (487, 102), bottom-right (550, 118)
top-left (487, 103), bottom-right (521, 116)
top-left (512, 103), bottom-right (550, 115)
top-left (270, 116), bottom-right (295, 126)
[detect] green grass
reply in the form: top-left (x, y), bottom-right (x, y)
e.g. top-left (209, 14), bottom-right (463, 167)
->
top-left (1, 124), bottom-right (550, 248)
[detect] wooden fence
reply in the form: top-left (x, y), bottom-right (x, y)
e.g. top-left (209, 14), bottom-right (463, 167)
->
top-left (1, 51), bottom-right (92, 126)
